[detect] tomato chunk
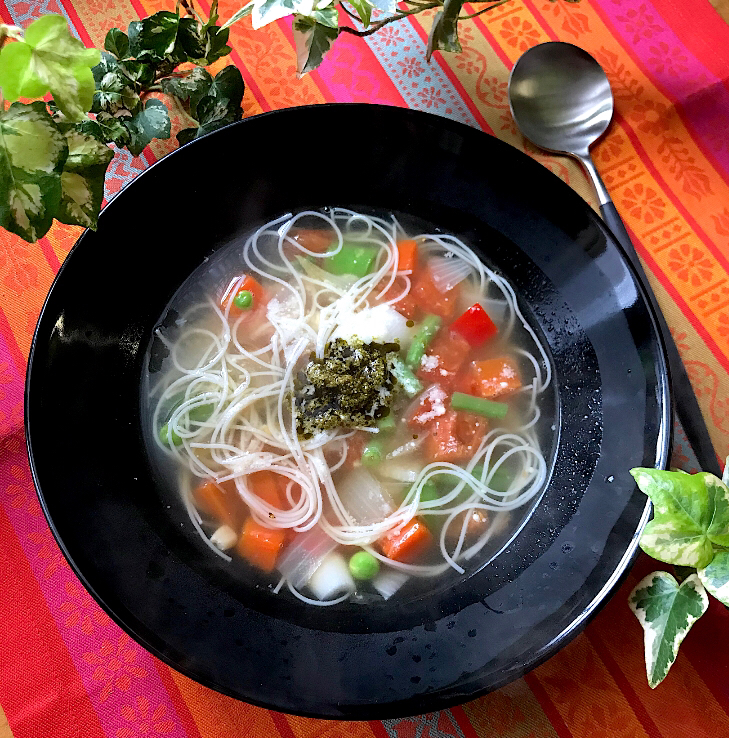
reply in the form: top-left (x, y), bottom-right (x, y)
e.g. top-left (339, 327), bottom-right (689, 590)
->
top-left (459, 357), bottom-right (522, 399)
top-left (416, 331), bottom-right (471, 390)
top-left (411, 266), bottom-right (460, 319)
top-left (425, 410), bottom-right (487, 463)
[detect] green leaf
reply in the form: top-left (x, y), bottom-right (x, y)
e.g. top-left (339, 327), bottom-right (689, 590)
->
top-left (92, 69), bottom-right (140, 116)
top-left (133, 11), bottom-right (181, 61)
top-left (426, 0), bottom-right (463, 62)
top-left (127, 20), bottom-right (142, 55)
top-left (698, 550), bottom-right (729, 607)
top-left (119, 60), bottom-right (155, 87)
top-left (124, 98), bottom-right (170, 156)
top-left (160, 67), bottom-right (212, 105)
top-left (202, 25), bottom-right (232, 65)
top-left (629, 571), bottom-right (708, 688)
top-left (177, 16), bottom-right (207, 60)
top-left (177, 126), bottom-right (198, 146)
top-left (91, 51), bottom-right (119, 87)
top-left (310, 4), bottom-right (339, 28)
top-left (16, 15), bottom-right (101, 121)
top-left (292, 15), bottom-right (338, 75)
top-left (253, 0), bottom-right (298, 30)
top-left (104, 28), bottom-right (130, 59)
top-left (0, 101), bottom-right (68, 242)
top-left (0, 41), bottom-right (48, 100)
top-left (347, 0), bottom-right (372, 27)
top-left (94, 112), bottom-right (130, 147)
top-left (56, 129), bottom-right (113, 229)
top-left (631, 468), bottom-right (729, 568)
top-left (220, 1), bottom-right (254, 30)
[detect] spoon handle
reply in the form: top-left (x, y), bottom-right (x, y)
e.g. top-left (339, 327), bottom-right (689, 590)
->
top-left (577, 154), bottom-right (721, 475)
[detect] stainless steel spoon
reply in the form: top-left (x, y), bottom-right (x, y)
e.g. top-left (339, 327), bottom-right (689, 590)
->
top-left (509, 41), bottom-right (720, 476)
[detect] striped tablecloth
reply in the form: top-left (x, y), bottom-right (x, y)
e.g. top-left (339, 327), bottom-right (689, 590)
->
top-left (2, 0), bottom-right (729, 735)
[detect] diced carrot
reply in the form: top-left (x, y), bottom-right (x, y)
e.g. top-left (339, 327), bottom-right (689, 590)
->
top-left (193, 479), bottom-right (245, 530)
top-left (220, 274), bottom-right (266, 316)
top-left (396, 239), bottom-right (418, 272)
top-left (380, 518), bottom-right (433, 563)
top-left (459, 357), bottom-right (522, 399)
top-left (248, 470), bottom-right (283, 508)
top-left (416, 331), bottom-right (471, 389)
top-left (425, 410), bottom-right (487, 463)
top-left (237, 518), bottom-right (286, 573)
top-left (289, 228), bottom-right (335, 254)
top-left (407, 384), bottom-right (449, 430)
top-left (411, 266), bottom-right (460, 319)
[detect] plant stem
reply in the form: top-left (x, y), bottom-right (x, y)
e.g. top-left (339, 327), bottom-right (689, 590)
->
top-left (458, 0), bottom-right (510, 18)
top-left (339, 2), bottom-right (439, 36)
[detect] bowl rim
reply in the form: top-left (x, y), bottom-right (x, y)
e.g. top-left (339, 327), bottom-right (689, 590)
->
top-left (25, 102), bottom-right (672, 719)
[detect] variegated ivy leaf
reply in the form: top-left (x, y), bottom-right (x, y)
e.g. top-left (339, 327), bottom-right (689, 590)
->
top-left (426, 0), bottom-right (463, 61)
top-left (253, 0), bottom-right (298, 30)
top-left (698, 550), bottom-right (729, 607)
top-left (0, 15), bottom-right (100, 122)
top-left (56, 130), bottom-right (113, 230)
top-left (161, 67), bottom-right (213, 110)
top-left (104, 28), bottom-right (130, 60)
top-left (220, 2), bottom-right (254, 31)
top-left (631, 468), bottom-right (729, 568)
top-left (124, 98), bottom-right (171, 157)
top-left (629, 571), bottom-right (708, 688)
top-left (131, 11), bottom-right (181, 60)
top-left (293, 14), bottom-right (338, 75)
top-left (0, 102), bottom-right (68, 242)
top-left (347, 0), bottom-right (373, 27)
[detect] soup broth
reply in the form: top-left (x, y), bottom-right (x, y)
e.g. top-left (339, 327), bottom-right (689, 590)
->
top-left (145, 208), bottom-right (553, 606)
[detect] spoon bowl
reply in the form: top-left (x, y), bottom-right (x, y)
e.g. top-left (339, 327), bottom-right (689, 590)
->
top-left (508, 41), bottom-right (613, 158)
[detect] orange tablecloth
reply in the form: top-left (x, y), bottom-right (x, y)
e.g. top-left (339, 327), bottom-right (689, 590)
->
top-left (2, 0), bottom-right (729, 735)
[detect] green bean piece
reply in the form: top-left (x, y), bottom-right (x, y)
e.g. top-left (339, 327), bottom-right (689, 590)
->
top-left (451, 392), bottom-right (509, 419)
top-left (405, 314), bottom-right (442, 369)
top-left (390, 355), bottom-right (423, 397)
top-left (233, 289), bottom-right (253, 309)
top-left (326, 242), bottom-right (378, 277)
top-left (349, 551), bottom-right (380, 580)
top-left (159, 423), bottom-right (182, 446)
top-left (361, 438), bottom-right (385, 466)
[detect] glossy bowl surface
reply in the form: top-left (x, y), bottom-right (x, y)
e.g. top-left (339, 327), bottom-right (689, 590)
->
top-left (26, 104), bottom-right (670, 719)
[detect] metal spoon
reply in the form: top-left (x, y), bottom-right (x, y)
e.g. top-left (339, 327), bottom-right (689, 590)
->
top-left (509, 41), bottom-right (720, 476)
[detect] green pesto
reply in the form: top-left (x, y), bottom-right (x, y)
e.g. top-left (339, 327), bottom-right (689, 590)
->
top-left (295, 339), bottom-right (399, 437)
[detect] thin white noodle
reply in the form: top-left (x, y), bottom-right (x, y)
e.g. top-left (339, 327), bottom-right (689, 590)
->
top-left (150, 208), bottom-right (552, 597)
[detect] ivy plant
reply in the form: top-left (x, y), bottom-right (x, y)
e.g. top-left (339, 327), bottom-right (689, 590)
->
top-left (629, 463), bottom-right (729, 687)
top-left (0, 1), bottom-right (244, 242)
top-left (219, 0), bottom-right (541, 76)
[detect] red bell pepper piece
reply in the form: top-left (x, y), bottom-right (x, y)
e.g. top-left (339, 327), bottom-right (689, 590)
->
top-left (450, 304), bottom-right (498, 347)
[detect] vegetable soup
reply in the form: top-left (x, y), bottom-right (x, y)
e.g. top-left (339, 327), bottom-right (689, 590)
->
top-left (145, 209), bottom-right (552, 606)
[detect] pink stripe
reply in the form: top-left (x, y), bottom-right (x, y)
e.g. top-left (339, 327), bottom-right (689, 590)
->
top-left (597, 0), bottom-right (729, 181)
top-left (0, 332), bottom-right (24, 437)
top-left (1, 376), bottom-right (191, 738)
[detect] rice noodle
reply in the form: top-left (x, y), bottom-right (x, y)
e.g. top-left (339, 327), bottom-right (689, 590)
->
top-left (149, 208), bottom-right (553, 603)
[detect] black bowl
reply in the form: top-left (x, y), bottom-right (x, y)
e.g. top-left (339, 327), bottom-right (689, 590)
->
top-left (26, 104), bottom-right (670, 719)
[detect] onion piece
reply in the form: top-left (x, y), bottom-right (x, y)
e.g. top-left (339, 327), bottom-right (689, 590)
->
top-left (308, 552), bottom-right (356, 600)
top-left (372, 568), bottom-right (410, 600)
top-left (277, 526), bottom-right (337, 589)
top-left (337, 467), bottom-right (394, 524)
top-left (385, 436), bottom-right (425, 460)
top-left (428, 256), bottom-right (472, 292)
top-left (378, 458), bottom-right (423, 483)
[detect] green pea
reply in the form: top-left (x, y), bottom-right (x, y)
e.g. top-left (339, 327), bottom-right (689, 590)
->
top-left (159, 423), bottom-right (182, 446)
top-left (233, 289), bottom-right (253, 310)
top-left (349, 550), bottom-right (380, 580)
